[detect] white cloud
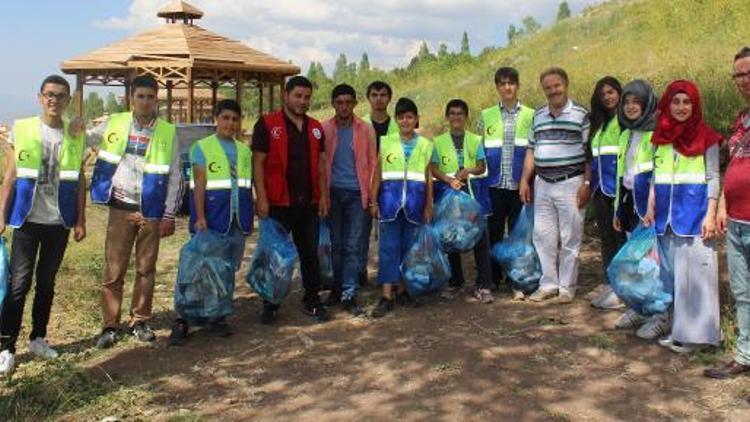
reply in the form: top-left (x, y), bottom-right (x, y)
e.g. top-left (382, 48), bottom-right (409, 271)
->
top-left (93, 0), bottom-right (603, 72)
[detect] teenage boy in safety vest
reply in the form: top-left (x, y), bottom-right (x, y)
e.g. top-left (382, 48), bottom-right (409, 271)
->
top-left (478, 67), bottom-right (535, 300)
top-left (252, 76), bottom-right (330, 324)
top-left (431, 99), bottom-right (494, 304)
top-left (0, 75), bottom-right (87, 376)
top-left (369, 97), bottom-right (433, 318)
top-left (359, 80), bottom-right (398, 287)
top-left (169, 99), bottom-right (252, 345)
top-left (81, 75), bottom-right (183, 349)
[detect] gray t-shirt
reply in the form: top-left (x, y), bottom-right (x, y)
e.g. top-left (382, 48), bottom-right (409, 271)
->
top-left (9, 121), bottom-right (65, 225)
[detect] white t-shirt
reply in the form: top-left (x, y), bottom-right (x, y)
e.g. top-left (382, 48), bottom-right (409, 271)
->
top-left (9, 120), bottom-right (66, 225)
top-left (622, 131), bottom-right (643, 191)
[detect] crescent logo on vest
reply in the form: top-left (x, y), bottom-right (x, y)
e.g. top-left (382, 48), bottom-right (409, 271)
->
top-left (386, 153), bottom-right (396, 164)
top-left (270, 126), bottom-right (283, 140)
top-left (312, 128), bottom-right (322, 140)
top-left (17, 150), bottom-right (29, 161)
top-left (208, 161), bottom-right (219, 173)
top-left (487, 125), bottom-right (496, 136)
top-left (441, 156), bottom-right (450, 165)
top-left (106, 132), bottom-right (118, 144)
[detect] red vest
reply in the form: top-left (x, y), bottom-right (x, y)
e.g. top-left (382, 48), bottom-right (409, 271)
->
top-left (262, 110), bottom-right (323, 206)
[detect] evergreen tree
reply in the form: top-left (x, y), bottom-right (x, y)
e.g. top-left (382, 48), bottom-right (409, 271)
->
top-left (460, 31), bottom-right (471, 56)
top-left (557, 1), bottom-right (571, 21)
top-left (359, 53), bottom-right (371, 74)
top-left (438, 43), bottom-right (449, 60)
top-left (84, 92), bottom-right (104, 122)
top-left (522, 16), bottom-right (542, 34)
top-left (333, 53), bottom-right (349, 81)
top-left (105, 92), bottom-right (122, 113)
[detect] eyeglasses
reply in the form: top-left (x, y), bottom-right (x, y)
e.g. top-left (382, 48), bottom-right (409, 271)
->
top-left (41, 92), bottom-right (69, 102)
top-left (733, 71), bottom-right (750, 81)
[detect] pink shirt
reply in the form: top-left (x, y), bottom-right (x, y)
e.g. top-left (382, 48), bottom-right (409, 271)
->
top-left (322, 116), bottom-right (377, 209)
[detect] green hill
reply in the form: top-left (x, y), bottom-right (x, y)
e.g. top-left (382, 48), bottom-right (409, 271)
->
top-left (331, 0), bottom-right (749, 136)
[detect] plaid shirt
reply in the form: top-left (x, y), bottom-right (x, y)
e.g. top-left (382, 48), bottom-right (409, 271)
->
top-left (478, 101), bottom-right (521, 190)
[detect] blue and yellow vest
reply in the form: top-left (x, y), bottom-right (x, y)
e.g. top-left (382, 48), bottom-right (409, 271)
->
top-left (481, 104), bottom-right (534, 187)
top-left (614, 130), bottom-right (654, 220)
top-left (378, 133), bottom-right (433, 224)
top-left (591, 119), bottom-right (621, 197)
top-left (653, 144), bottom-right (708, 236)
top-left (432, 131), bottom-right (491, 216)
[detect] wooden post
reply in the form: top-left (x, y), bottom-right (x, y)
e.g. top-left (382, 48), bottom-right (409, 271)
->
top-left (269, 82), bottom-right (276, 111)
top-left (124, 80), bottom-right (131, 111)
top-left (258, 82), bottom-right (264, 115)
top-left (211, 80), bottom-right (219, 113)
top-left (187, 69), bottom-right (195, 123)
top-left (74, 72), bottom-right (84, 117)
top-left (235, 72), bottom-right (243, 106)
top-left (166, 80), bottom-right (173, 123)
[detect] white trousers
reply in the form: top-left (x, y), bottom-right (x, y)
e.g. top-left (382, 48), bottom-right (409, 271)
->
top-left (532, 175), bottom-right (586, 294)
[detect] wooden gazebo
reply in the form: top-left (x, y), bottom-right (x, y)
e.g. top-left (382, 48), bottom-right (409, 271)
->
top-left (60, 0), bottom-right (300, 123)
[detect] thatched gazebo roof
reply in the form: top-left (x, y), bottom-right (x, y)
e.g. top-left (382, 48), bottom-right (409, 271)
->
top-left (60, 0), bottom-right (298, 123)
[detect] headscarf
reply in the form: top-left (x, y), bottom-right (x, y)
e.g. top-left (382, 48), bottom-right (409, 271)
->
top-left (617, 79), bottom-right (657, 131)
top-left (651, 80), bottom-right (722, 156)
top-left (588, 76), bottom-right (622, 142)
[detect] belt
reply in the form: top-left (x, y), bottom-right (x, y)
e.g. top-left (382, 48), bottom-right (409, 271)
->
top-left (109, 197), bottom-right (140, 212)
top-left (539, 170), bottom-right (584, 184)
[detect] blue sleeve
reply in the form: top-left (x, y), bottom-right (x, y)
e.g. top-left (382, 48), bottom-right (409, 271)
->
top-left (475, 143), bottom-right (486, 161)
top-left (431, 147), bottom-right (440, 164)
top-left (190, 147), bottom-right (206, 168)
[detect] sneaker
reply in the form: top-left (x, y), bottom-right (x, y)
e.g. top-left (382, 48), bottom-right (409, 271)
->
top-left (260, 304), bottom-right (277, 325)
top-left (169, 319), bottom-right (189, 346)
top-left (474, 288), bottom-right (494, 304)
top-left (636, 313), bottom-right (670, 340)
top-left (668, 341), bottom-right (704, 354)
top-left (596, 290), bottom-right (626, 310)
top-left (590, 284), bottom-right (613, 308)
top-left (0, 350), bottom-right (15, 377)
top-left (323, 290), bottom-right (341, 307)
top-left (556, 291), bottom-right (575, 304)
top-left (512, 289), bottom-right (526, 301)
top-left (528, 288), bottom-right (558, 302)
top-left (395, 290), bottom-right (419, 307)
top-left (302, 302), bottom-right (331, 322)
top-left (129, 322), bottom-right (156, 343)
top-left (96, 328), bottom-right (119, 349)
top-left (29, 338), bottom-right (58, 359)
top-left (208, 320), bottom-right (232, 337)
top-left (614, 309), bottom-right (648, 329)
top-left (341, 297), bottom-right (364, 316)
top-left (371, 297), bottom-right (394, 318)
top-left (658, 336), bottom-right (674, 348)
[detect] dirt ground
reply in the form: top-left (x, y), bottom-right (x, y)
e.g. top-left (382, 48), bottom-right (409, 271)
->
top-left (40, 229), bottom-right (749, 422)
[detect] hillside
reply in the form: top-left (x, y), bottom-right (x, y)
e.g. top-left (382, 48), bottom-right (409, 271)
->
top-left (334, 0), bottom-right (749, 136)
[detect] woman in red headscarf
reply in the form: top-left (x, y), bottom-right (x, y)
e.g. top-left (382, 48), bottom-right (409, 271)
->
top-left (645, 80), bottom-right (723, 353)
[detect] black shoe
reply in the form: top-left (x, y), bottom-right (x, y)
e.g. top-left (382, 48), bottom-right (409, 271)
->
top-left (302, 301), bottom-right (330, 322)
top-left (323, 290), bottom-right (341, 307)
top-left (341, 297), bottom-right (364, 316)
top-left (395, 290), bottom-right (419, 308)
top-left (208, 320), bottom-right (233, 337)
top-left (371, 297), bottom-right (394, 318)
top-left (169, 319), bottom-right (189, 346)
top-left (260, 304), bottom-right (277, 325)
top-left (129, 322), bottom-right (156, 343)
top-left (96, 328), bottom-right (119, 349)
top-left (358, 271), bottom-right (368, 287)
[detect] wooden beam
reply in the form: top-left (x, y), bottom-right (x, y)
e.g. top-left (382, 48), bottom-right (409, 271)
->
top-left (166, 80), bottom-right (174, 123)
top-left (187, 68), bottom-right (195, 122)
top-left (235, 72), bottom-right (243, 108)
top-left (269, 82), bottom-right (275, 111)
top-left (75, 72), bottom-right (84, 117)
top-left (211, 80), bottom-right (218, 114)
top-left (258, 82), bottom-right (264, 115)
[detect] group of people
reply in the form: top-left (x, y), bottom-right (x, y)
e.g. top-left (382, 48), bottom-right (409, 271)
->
top-left (0, 46), bottom-right (749, 383)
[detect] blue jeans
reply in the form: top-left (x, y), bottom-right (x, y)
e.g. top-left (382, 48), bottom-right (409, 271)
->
top-left (330, 188), bottom-right (368, 300)
top-left (377, 211), bottom-right (419, 284)
top-left (728, 220), bottom-right (750, 365)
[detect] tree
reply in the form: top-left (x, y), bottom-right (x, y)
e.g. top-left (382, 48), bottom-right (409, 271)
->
top-left (507, 24), bottom-right (520, 44)
top-left (359, 53), bottom-right (370, 74)
top-left (84, 92), bottom-right (104, 122)
top-left (522, 16), bottom-right (541, 34)
top-left (438, 42), bottom-right (449, 60)
top-left (105, 92), bottom-right (122, 114)
top-left (460, 31), bottom-right (471, 56)
top-left (333, 53), bottom-right (350, 81)
top-left (557, 1), bottom-right (571, 21)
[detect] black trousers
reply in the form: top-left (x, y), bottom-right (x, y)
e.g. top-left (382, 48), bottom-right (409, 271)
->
top-left (487, 188), bottom-right (523, 285)
top-left (447, 228), bottom-right (493, 290)
top-left (592, 189), bottom-right (626, 283)
top-left (268, 206), bottom-right (321, 306)
top-left (1, 222), bottom-right (70, 353)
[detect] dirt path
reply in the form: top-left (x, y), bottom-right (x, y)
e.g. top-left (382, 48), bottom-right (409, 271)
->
top-left (63, 238), bottom-right (750, 421)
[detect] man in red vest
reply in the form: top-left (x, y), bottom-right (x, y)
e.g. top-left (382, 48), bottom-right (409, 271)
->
top-left (252, 76), bottom-right (330, 324)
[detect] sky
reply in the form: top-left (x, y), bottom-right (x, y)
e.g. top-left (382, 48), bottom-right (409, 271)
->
top-left (0, 0), bottom-right (601, 122)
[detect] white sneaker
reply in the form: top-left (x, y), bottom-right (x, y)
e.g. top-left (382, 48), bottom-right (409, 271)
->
top-left (668, 341), bottom-right (705, 354)
top-left (556, 290), bottom-right (575, 304)
top-left (0, 350), bottom-right (15, 376)
top-left (590, 285), bottom-right (613, 307)
top-left (512, 289), bottom-right (526, 301)
top-left (29, 338), bottom-right (58, 359)
top-left (528, 288), bottom-right (558, 302)
top-left (615, 309), bottom-right (648, 329)
top-left (636, 313), bottom-right (671, 340)
top-left (596, 290), bottom-right (626, 310)
top-left (657, 335), bottom-right (674, 348)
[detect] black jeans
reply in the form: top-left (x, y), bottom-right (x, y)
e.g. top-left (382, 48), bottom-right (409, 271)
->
top-left (268, 206), bottom-right (321, 306)
top-left (448, 228), bottom-right (493, 290)
top-left (1, 222), bottom-right (70, 353)
top-left (592, 189), bottom-right (626, 284)
top-left (487, 188), bottom-right (523, 285)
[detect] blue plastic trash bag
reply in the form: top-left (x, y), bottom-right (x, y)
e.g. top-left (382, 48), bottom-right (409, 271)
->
top-left (607, 225), bottom-right (672, 316)
top-left (491, 206), bottom-right (542, 294)
top-left (246, 218), bottom-right (298, 305)
top-left (0, 238), bottom-right (8, 315)
top-left (318, 219), bottom-right (335, 290)
top-left (175, 230), bottom-right (243, 323)
top-left (401, 226), bottom-right (451, 297)
top-left (432, 190), bottom-right (487, 253)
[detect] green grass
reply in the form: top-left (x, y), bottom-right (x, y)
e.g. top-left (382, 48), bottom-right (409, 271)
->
top-left (590, 333), bottom-right (616, 351)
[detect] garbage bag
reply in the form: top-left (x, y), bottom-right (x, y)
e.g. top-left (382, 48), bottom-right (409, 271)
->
top-left (401, 226), bottom-right (451, 297)
top-left (318, 219), bottom-right (335, 290)
top-left (0, 238), bottom-right (8, 316)
top-left (491, 206), bottom-right (542, 294)
top-left (246, 218), bottom-right (298, 305)
top-left (607, 225), bottom-right (671, 316)
top-left (432, 190), bottom-right (487, 253)
top-left (175, 230), bottom-right (242, 323)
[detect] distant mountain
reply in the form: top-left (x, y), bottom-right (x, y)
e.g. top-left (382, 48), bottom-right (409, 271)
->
top-left (0, 93), bottom-right (37, 124)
